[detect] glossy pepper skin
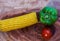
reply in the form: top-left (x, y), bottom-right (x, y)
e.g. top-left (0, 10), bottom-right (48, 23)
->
top-left (41, 28), bottom-right (52, 40)
top-left (39, 7), bottom-right (58, 25)
top-left (41, 25), bottom-right (56, 40)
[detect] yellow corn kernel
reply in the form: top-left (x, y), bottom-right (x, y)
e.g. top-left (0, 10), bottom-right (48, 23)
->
top-left (0, 12), bottom-right (38, 32)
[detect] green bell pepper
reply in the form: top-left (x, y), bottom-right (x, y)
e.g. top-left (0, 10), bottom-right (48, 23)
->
top-left (39, 7), bottom-right (58, 25)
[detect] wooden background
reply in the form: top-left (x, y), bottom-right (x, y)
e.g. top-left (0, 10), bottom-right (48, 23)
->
top-left (0, 0), bottom-right (60, 41)
top-left (0, 10), bottom-right (60, 41)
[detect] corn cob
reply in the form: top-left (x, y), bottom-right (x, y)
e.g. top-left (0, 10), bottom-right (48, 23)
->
top-left (0, 12), bottom-right (38, 32)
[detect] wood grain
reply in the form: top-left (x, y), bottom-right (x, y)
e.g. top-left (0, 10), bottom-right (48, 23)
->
top-left (0, 0), bottom-right (60, 41)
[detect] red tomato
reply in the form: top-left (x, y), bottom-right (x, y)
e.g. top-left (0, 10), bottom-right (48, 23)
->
top-left (41, 28), bottom-right (52, 40)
